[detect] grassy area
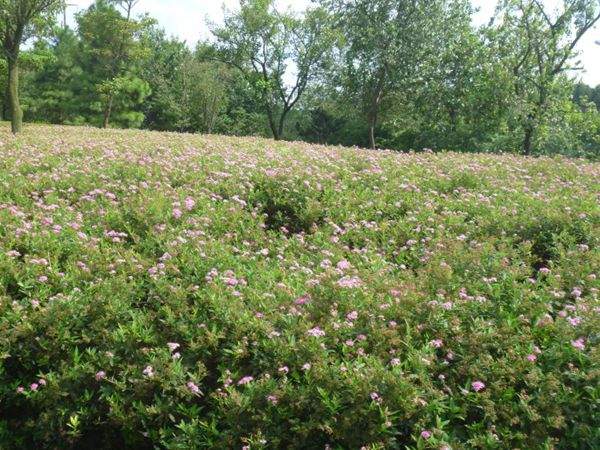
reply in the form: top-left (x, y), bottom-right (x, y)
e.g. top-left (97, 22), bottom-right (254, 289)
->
top-left (0, 124), bottom-right (598, 449)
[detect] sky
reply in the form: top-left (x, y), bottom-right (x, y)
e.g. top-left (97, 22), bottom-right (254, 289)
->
top-left (68, 0), bottom-right (599, 86)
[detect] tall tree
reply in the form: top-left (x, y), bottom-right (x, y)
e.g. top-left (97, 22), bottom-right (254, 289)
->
top-left (492, 0), bottom-right (600, 155)
top-left (109, 0), bottom-right (139, 20)
top-left (212, 0), bottom-right (336, 140)
top-left (0, 0), bottom-right (62, 133)
top-left (22, 28), bottom-right (83, 124)
top-left (76, 0), bottom-right (150, 127)
top-left (139, 26), bottom-right (190, 131)
top-left (393, 0), bottom-right (516, 151)
top-left (324, 0), bottom-right (453, 149)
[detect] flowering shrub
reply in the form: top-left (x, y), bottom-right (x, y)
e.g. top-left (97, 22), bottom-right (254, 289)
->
top-left (0, 124), bottom-right (598, 449)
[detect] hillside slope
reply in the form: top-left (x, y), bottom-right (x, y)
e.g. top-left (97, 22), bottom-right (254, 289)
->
top-left (1, 124), bottom-right (599, 448)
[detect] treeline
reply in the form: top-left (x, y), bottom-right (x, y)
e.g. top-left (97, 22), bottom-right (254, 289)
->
top-left (1, 0), bottom-right (600, 157)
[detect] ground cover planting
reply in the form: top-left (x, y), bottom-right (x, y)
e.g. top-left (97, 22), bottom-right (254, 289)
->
top-left (0, 124), bottom-right (598, 449)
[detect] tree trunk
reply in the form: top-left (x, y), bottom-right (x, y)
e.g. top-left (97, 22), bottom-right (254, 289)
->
top-left (522, 122), bottom-right (533, 156)
top-left (8, 57), bottom-right (23, 134)
top-left (266, 106), bottom-right (279, 140)
top-left (1, 82), bottom-right (9, 121)
top-left (367, 68), bottom-right (387, 150)
top-left (369, 119), bottom-right (376, 149)
top-left (368, 106), bottom-right (379, 149)
top-left (103, 94), bottom-right (114, 128)
top-left (269, 120), bottom-right (279, 140)
top-left (277, 109), bottom-right (289, 141)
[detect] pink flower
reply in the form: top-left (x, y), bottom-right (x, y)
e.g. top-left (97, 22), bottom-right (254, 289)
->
top-left (472, 380), bottom-right (485, 392)
top-left (302, 363), bottom-right (312, 371)
top-left (266, 394), bottom-right (278, 405)
top-left (95, 371), bottom-right (106, 381)
top-left (390, 358), bottom-right (401, 366)
top-left (344, 339), bottom-right (354, 347)
top-left (420, 430), bottom-right (432, 439)
top-left (430, 339), bottom-right (443, 348)
top-left (294, 294), bottom-right (311, 305)
top-left (526, 354), bottom-right (537, 362)
top-left (172, 208), bottom-right (183, 219)
top-left (390, 288), bottom-right (401, 298)
top-left (30, 383), bottom-right (39, 391)
top-left (571, 338), bottom-right (585, 351)
top-left (187, 381), bottom-right (200, 394)
top-left (346, 310), bottom-right (358, 321)
top-left (278, 366), bottom-right (289, 375)
top-left (16, 386), bottom-right (25, 394)
top-left (184, 197), bottom-right (195, 211)
top-left (336, 259), bottom-right (351, 270)
top-left (370, 392), bottom-right (382, 403)
top-left (337, 276), bottom-right (362, 288)
top-left (307, 327), bottom-right (325, 337)
top-left (38, 379), bottom-right (46, 386)
top-left (237, 376), bottom-right (254, 386)
top-left (167, 342), bottom-right (180, 352)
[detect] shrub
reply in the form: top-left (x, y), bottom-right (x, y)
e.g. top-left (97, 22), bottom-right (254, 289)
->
top-left (0, 124), bottom-right (598, 449)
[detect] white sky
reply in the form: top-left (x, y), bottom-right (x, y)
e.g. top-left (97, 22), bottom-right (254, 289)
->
top-left (67, 0), bottom-right (599, 85)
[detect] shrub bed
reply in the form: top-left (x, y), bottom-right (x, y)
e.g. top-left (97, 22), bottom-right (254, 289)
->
top-left (0, 125), bottom-right (598, 449)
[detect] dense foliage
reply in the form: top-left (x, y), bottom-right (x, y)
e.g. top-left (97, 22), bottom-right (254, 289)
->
top-left (0, 124), bottom-right (598, 448)
top-left (1, 0), bottom-right (599, 156)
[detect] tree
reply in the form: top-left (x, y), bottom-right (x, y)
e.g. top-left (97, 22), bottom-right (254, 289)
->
top-left (324, 0), bottom-right (461, 149)
top-left (182, 59), bottom-right (231, 134)
top-left (212, 0), bottom-right (336, 140)
top-left (21, 27), bottom-right (83, 124)
top-left (390, 0), bottom-right (517, 152)
top-left (0, 0), bottom-right (62, 133)
top-left (296, 106), bottom-right (345, 144)
top-left (139, 26), bottom-right (190, 131)
top-left (492, 0), bottom-right (600, 155)
top-left (573, 82), bottom-right (600, 111)
top-left (76, 0), bottom-right (151, 127)
top-left (109, 0), bottom-right (139, 20)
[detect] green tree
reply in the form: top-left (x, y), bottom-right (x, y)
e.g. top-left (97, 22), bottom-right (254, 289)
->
top-left (492, 0), bottom-right (600, 155)
top-left (139, 26), bottom-right (190, 131)
top-left (76, 0), bottom-right (151, 127)
top-left (21, 27), bottom-right (83, 123)
top-left (324, 0), bottom-right (466, 149)
top-left (212, 0), bottom-right (336, 140)
top-left (181, 58), bottom-right (230, 134)
top-left (0, 0), bottom-right (62, 133)
top-left (109, 0), bottom-right (139, 20)
top-left (573, 82), bottom-right (600, 111)
top-left (391, 1), bottom-right (516, 152)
